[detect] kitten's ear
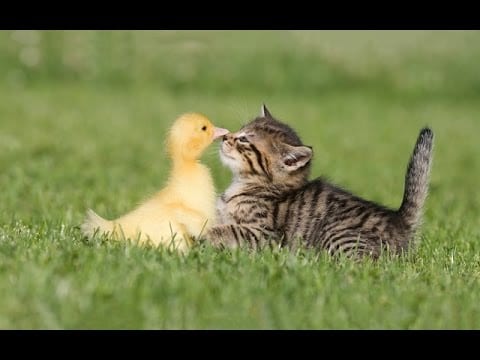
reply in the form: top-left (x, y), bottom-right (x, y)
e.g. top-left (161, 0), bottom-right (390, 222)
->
top-left (280, 144), bottom-right (313, 172)
top-left (260, 104), bottom-right (273, 118)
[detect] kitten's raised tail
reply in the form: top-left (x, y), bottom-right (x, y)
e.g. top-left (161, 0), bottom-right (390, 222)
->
top-left (399, 127), bottom-right (434, 231)
top-left (81, 209), bottom-right (114, 238)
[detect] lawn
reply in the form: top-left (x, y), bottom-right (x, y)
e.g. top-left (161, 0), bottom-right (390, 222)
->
top-left (0, 30), bottom-right (479, 329)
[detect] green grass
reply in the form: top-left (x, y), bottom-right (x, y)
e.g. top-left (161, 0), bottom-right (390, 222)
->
top-left (1, 30), bottom-right (480, 329)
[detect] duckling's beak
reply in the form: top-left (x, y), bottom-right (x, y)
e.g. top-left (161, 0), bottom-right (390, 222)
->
top-left (213, 127), bottom-right (230, 140)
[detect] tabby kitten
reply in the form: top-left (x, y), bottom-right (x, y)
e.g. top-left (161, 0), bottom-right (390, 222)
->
top-left (206, 105), bottom-right (434, 259)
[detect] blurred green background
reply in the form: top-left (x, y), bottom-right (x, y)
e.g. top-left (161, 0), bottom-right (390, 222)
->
top-left (3, 30), bottom-right (480, 97)
top-left (0, 31), bottom-right (479, 329)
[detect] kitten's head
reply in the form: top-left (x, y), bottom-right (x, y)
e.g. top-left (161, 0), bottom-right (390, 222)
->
top-left (220, 104), bottom-right (312, 188)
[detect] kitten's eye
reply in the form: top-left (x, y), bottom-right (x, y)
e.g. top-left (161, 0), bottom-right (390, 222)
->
top-left (201, 126), bottom-right (207, 131)
top-left (237, 136), bottom-right (249, 143)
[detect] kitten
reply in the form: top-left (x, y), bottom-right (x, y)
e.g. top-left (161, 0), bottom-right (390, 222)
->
top-left (206, 105), bottom-right (434, 259)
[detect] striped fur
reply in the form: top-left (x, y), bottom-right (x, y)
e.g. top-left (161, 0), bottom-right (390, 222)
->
top-left (206, 106), bottom-right (434, 259)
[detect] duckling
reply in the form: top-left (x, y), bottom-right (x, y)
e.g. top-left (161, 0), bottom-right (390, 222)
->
top-left (81, 113), bottom-right (229, 252)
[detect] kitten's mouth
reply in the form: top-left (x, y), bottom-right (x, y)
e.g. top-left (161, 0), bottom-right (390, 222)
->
top-left (221, 142), bottom-right (234, 158)
top-left (220, 144), bottom-right (236, 161)
top-left (220, 149), bottom-right (235, 160)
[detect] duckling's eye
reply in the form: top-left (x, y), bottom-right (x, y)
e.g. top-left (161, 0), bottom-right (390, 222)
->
top-left (238, 136), bottom-right (249, 143)
top-left (201, 126), bottom-right (207, 131)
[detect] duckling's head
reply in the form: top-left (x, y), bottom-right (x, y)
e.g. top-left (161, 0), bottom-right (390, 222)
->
top-left (167, 113), bottom-right (229, 161)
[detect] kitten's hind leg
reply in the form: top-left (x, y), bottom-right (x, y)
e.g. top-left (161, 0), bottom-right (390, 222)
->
top-left (325, 231), bottom-right (381, 260)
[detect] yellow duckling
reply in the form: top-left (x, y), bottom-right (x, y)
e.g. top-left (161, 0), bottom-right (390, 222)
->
top-left (81, 113), bottom-right (229, 252)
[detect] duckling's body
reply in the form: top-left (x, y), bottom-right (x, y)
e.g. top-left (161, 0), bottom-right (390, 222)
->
top-left (81, 113), bottom-right (228, 252)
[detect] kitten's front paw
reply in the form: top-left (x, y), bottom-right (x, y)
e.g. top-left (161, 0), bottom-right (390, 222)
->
top-left (204, 227), bottom-right (226, 249)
